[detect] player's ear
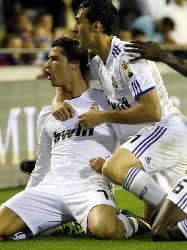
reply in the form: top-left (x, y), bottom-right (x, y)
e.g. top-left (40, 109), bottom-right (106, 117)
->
top-left (69, 60), bottom-right (79, 70)
top-left (92, 21), bottom-right (103, 33)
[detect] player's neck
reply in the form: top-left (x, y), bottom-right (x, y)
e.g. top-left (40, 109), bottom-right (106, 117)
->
top-left (63, 78), bottom-right (88, 100)
top-left (91, 35), bottom-right (113, 63)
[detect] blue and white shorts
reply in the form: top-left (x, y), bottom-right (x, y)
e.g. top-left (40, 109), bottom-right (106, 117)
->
top-left (120, 115), bottom-right (187, 192)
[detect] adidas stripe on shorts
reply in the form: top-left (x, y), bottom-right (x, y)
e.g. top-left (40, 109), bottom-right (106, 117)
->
top-left (120, 115), bottom-right (187, 192)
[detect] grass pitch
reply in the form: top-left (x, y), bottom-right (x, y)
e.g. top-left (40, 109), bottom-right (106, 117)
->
top-left (0, 187), bottom-right (185, 250)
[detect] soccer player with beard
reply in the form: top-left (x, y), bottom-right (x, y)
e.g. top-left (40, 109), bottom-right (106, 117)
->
top-left (70, 0), bottom-right (187, 226)
top-left (0, 37), bottom-right (149, 241)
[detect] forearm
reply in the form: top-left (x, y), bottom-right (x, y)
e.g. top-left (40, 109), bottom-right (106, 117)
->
top-left (160, 51), bottom-right (187, 77)
top-left (101, 104), bottom-right (161, 124)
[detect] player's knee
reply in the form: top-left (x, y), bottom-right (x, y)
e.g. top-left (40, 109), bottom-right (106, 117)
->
top-left (102, 159), bottom-right (117, 182)
top-left (0, 224), bottom-right (8, 238)
top-left (102, 159), bottom-right (126, 185)
top-left (88, 219), bottom-right (118, 239)
top-left (91, 223), bottom-right (118, 239)
top-left (0, 206), bottom-right (25, 237)
top-left (102, 160), bottom-right (112, 177)
top-left (0, 222), bottom-right (11, 237)
top-left (0, 209), bottom-right (7, 237)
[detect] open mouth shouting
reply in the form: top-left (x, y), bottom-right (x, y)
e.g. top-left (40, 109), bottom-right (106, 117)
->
top-left (46, 70), bottom-right (52, 80)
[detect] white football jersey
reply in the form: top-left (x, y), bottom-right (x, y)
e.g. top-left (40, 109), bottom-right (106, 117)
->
top-left (27, 88), bottom-right (117, 192)
top-left (26, 106), bottom-right (52, 189)
top-left (89, 36), bottom-right (180, 143)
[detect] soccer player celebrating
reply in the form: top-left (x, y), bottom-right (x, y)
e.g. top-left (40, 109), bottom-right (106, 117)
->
top-left (0, 37), bottom-right (148, 241)
top-left (71, 0), bottom-right (187, 222)
top-left (123, 40), bottom-right (187, 241)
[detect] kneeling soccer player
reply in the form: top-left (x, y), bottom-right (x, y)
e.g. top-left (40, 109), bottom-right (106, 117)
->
top-left (0, 37), bottom-right (149, 241)
top-left (151, 174), bottom-right (187, 241)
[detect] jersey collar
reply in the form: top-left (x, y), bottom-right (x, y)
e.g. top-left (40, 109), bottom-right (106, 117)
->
top-left (65, 88), bottom-right (92, 103)
top-left (105, 36), bottom-right (118, 66)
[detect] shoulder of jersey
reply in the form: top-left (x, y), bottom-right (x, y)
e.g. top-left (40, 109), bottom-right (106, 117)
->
top-left (90, 55), bottom-right (102, 65)
top-left (39, 105), bottom-right (52, 121)
top-left (118, 39), bottom-right (126, 49)
top-left (113, 37), bottom-right (126, 52)
top-left (114, 38), bottom-right (132, 58)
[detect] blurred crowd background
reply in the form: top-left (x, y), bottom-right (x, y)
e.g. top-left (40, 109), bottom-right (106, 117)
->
top-left (0, 0), bottom-right (187, 68)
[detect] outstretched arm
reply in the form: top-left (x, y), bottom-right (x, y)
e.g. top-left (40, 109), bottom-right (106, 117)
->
top-left (125, 41), bottom-right (187, 77)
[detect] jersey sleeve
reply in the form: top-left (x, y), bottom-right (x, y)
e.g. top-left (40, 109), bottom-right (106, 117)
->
top-left (118, 53), bottom-right (156, 100)
top-left (26, 107), bottom-right (52, 189)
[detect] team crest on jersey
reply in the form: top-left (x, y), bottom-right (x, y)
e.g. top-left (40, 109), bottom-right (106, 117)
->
top-left (145, 157), bottom-right (151, 164)
top-left (121, 62), bottom-right (133, 78)
top-left (111, 76), bottom-right (118, 88)
top-left (90, 103), bottom-right (100, 110)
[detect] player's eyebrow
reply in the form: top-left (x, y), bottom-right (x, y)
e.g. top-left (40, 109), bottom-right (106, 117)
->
top-left (49, 55), bottom-right (58, 60)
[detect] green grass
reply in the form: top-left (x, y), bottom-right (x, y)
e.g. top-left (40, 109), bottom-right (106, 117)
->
top-left (0, 187), bottom-right (186, 250)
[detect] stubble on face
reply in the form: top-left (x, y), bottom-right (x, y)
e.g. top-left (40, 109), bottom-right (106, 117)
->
top-left (75, 8), bottom-right (92, 49)
top-left (47, 47), bottom-right (70, 88)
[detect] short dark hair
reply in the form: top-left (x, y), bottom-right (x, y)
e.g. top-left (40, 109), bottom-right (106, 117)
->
top-left (52, 37), bottom-right (88, 76)
top-left (78, 0), bottom-right (119, 35)
top-left (161, 17), bottom-right (175, 31)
